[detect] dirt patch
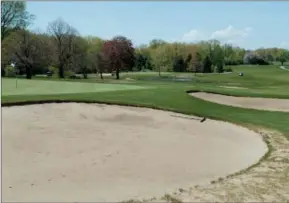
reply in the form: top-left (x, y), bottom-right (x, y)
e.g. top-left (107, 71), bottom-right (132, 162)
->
top-left (190, 92), bottom-right (289, 112)
top-left (2, 103), bottom-right (266, 202)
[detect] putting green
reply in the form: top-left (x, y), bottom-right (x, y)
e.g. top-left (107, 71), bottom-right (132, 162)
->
top-left (1, 79), bottom-right (149, 96)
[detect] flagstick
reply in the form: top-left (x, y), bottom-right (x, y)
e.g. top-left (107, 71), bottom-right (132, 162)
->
top-left (11, 62), bottom-right (17, 88)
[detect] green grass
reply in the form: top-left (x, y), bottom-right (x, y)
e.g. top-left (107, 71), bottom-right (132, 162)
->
top-left (2, 65), bottom-right (289, 138)
top-left (1, 78), bottom-right (149, 96)
top-left (27, 65), bottom-right (289, 98)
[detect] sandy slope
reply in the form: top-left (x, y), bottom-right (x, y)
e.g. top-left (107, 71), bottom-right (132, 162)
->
top-left (190, 92), bottom-right (289, 112)
top-left (2, 103), bottom-right (266, 202)
top-left (152, 129), bottom-right (289, 202)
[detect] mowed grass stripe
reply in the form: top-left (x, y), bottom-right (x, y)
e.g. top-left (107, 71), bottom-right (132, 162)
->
top-left (1, 78), bottom-right (150, 96)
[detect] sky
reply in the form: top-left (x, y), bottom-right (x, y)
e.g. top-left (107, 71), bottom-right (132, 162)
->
top-left (26, 1), bottom-right (289, 50)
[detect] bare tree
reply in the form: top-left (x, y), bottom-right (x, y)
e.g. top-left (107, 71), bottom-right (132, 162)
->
top-left (11, 30), bottom-right (53, 79)
top-left (72, 36), bottom-right (90, 79)
top-left (1, 1), bottom-right (34, 40)
top-left (13, 30), bottom-right (39, 79)
top-left (47, 18), bottom-right (78, 78)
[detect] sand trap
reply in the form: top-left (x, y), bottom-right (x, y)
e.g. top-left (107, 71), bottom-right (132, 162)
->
top-left (219, 86), bottom-right (248, 89)
top-left (2, 103), bottom-right (266, 202)
top-left (280, 66), bottom-right (289, 71)
top-left (190, 92), bottom-right (289, 112)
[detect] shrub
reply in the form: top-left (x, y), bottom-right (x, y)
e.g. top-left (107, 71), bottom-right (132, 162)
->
top-left (243, 52), bottom-right (269, 65)
top-left (224, 67), bottom-right (233, 72)
top-left (69, 75), bottom-right (81, 79)
top-left (5, 66), bottom-right (16, 77)
top-left (64, 70), bottom-right (75, 78)
top-left (216, 62), bottom-right (224, 73)
top-left (48, 66), bottom-right (58, 77)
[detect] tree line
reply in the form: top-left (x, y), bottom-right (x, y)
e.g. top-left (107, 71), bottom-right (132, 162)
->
top-left (2, 1), bottom-right (289, 80)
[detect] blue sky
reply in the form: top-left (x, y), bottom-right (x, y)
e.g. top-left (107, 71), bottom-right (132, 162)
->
top-left (27, 1), bottom-right (289, 49)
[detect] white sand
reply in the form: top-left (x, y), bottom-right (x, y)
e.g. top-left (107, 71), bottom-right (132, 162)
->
top-left (191, 92), bottom-right (289, 112)
top-left (280, 66), bottom-right (289, 71)
top-left (219, 86), bottom-right (248, 89)
top-left (2, 103), bottom-right (267, 202)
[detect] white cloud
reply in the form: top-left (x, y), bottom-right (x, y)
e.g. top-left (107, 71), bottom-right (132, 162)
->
top-left (210, 25), bottom-right (252, 40)
top-left (179, 25), bottom-right (253, 47)
top-left (181, 29), bottom-right (204, 41)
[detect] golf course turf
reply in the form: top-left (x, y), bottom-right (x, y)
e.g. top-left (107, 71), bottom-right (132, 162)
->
top-left (2, 65), bottom-right (289, 202)
top-left (2, 78), bottom-right (148, 96)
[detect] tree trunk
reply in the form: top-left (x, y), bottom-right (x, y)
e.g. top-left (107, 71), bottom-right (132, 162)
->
top-left (100, 71), bottom-right (103, 79)
top-left (281, 61), bottom-right (284, 66)
top-left (82, 67), bottom-right (88, 79)
top-left (58, 64), bottom-right (65, 78)
top-left (1, 67), bottom-right (5, 77)
top-left (25, 65), bottom-right (32, 79)
top-left (116, 68), bottom-right (120, 80)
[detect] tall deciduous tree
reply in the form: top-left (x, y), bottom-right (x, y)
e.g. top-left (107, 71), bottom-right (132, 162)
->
top-left (1, 1), bottom-right (34, 40)
top-left (47, 18), bottom-right (78, 78)
top-left (100, 36), bottom-right (135, 79)
top-left (277, 50), bottom-right (288, 66)
top-left (184, 53), bottom-right (192, 72)
top-left (135, 53), bottom-right (146, 71)
top-left (96, 52), bottom-right (107, 80)
top-left (12, 30), bottom-right (42, 79)
top-left (192, 52), bottom-right (203, 74)
top-left (149, 39), bottom-right (167, 49)
top-left (85, 36), bottom-right (104, 75)
top-left (72, 36), bottom-right (90, 78)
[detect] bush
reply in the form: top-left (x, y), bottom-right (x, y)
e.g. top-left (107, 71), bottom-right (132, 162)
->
top-left (216, 62), bottom-right (224, 73)
top-left (64, 70), bottom-right (75, 78)
top-left (243, 52), bottom-right (269, 65)
top-left (69, 75), bottom-right (81, 79)
top-left (224, 67), bottom-right (233, 72)
top-left (5, 66), bottom-right (16, 77)
top-left (48, 66), bottom-right (58, 77)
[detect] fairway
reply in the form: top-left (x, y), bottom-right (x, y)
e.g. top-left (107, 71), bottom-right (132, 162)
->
top-left (1, 78), bottom-right (149, 96)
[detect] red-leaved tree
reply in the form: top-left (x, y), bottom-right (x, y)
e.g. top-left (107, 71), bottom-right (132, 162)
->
top-left (100, 35), bottom-right (135, 79)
